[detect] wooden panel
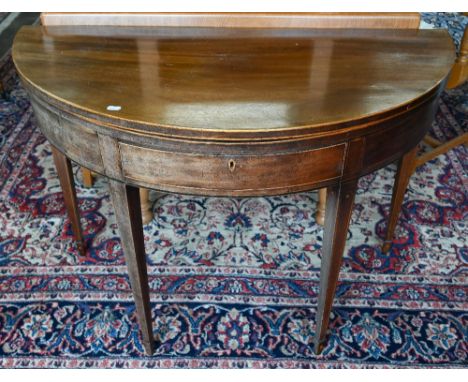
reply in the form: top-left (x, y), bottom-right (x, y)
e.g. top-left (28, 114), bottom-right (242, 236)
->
top-left (50, 145), bottom-right (86, 256)
top-left (40, 12), bottom-right (421, 29)
top-left (314, 177), bottom-right (359, 354)
top-left (30, 98), bottom-right (104, 172)
top-left (106, 180), bottom-right (155, 354)
top-left (382, 146), bottom-right (419, 253)
top-left (119, 142), bottom-right (345, 195)
top-left (362, 99), bottom-right (437, 172)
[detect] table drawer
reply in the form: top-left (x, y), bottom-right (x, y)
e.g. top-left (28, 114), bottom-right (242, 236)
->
top-left (119, 142), bottom-right (345, 196)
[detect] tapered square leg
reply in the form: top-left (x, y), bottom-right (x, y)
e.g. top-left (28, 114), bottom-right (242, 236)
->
top-left (107, 180), bottom-right (155, 355)
top-left (314, 179), bottom-right (358, 354)
top-left (50, 146), bottom-right (86, 256)
top-left (382, 146), bottom-right (418, 253)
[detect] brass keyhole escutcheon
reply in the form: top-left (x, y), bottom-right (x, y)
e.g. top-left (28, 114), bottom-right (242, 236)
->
top-left (228, 159), bottom-right (236, 173)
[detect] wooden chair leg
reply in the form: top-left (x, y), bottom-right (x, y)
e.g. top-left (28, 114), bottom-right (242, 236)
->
top-left (415, 132), bottom-right (468, 168)
top-left (446, 25), bottom-right (468, 89)
top-left (81, 167), bottom-right (94, 188)
top-left (423, 135), bottom-right (441, 148)
top-left (50, 146), bottom-right (86, 256)
top-left (382, 146), bottom-right (418, 253)
top-left (315, 188), bottom-right (327, 225)
top-left (139, 188), bottom-right (153, 224)
top-left (108, 180), bottom-right (155, 355)
top-left (314, 179), bottom-right (358, 354)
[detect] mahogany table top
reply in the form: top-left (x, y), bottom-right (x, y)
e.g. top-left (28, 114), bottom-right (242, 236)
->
top-left (13, 26), bottom-right (454, 140)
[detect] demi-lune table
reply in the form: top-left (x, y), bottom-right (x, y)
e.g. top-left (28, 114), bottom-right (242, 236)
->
top-left (12, 25), bottom-right (454, 355)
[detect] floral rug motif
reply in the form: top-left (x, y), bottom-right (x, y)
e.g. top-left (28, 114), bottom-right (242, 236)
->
top-left (0, 13), bottom-right (467, 368)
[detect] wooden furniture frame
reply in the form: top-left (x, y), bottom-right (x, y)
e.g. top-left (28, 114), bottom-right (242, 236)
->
top-left (13, 21), bottom-right (454, 355)
top-left (39, 13), bottom-right (421, 227)
top-left (38, 13), bottom-right (467, 236)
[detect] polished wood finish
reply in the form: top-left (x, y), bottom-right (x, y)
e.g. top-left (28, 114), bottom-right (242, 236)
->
top-left (382, 146), bottom-right (419, 253)
top-left (40, 12), bottom-right (421, 29)
top-left (315, 179), bottom-right (359, 354)
top-left (119, 141), bottom-right (345, 196)
top-left (314, 137), bottom-right (364, 353)
top-left (423, 135), bottom-right (442, 148)
top-left (97, 131), bottom-right (154, 353)
top-left (38, 12), bottom-right (421, 227)
top-left (416, 23), bottom-right (468, 170)
top-left (13, 25), bottom-right (454, 355)
top-left (15, 27), bottom-right (453, 139)
top-left (81, 167), bottom-right (94, 188)
top-left (40, 13), bottom-right (156, 224)
top-left (50, 146), bottom-right (85, 256)
top-left (107, 180), bottom-right (154, 354)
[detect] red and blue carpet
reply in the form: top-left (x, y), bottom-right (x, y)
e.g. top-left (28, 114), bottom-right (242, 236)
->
top-left (0, 14), bottom-right (467, 368)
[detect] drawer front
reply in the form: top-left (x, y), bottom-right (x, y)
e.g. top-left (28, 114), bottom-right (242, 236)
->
top-left (119, 142), bottom-right (345, 196)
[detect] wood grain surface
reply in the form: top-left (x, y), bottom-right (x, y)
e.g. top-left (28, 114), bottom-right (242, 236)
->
top-left (40, 12), bottom-right (421, 29)
top-left (13, 26), bottom-right (454, 137)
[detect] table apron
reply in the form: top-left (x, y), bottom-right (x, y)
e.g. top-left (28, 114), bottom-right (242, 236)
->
top-left (29, 91), bottom-right (438, 196)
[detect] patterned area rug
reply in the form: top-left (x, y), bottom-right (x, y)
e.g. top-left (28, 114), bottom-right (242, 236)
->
top-left (0, 15), bottom-right (467, 368)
